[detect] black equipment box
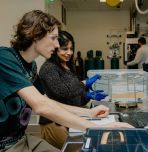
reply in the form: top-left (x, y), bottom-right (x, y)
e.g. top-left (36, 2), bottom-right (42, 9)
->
top-left (81, 128), bottom-right (148, 152)
top-left (62, 112), bottom-right (148, 152)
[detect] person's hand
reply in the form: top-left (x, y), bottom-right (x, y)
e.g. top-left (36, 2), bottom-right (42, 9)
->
top-left (85, 90), bottom-right (108, 101)
top-left (90, 105), bottom-right (109, 118)
top-left (86, 74), bottom-right (101, 90)
top-left (124, 61), bottom-right (128, 65)
top-left (95, 92), bottom-right (108, 101)
top-left (100, 122), bottom-right (134, 128)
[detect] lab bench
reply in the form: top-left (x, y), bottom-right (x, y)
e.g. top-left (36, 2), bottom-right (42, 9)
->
top-left (61, 100), bottom-right (148, 152)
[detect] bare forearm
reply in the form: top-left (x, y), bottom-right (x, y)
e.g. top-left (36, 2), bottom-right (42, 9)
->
top-left (37, 97), bottom-right (97, 131)
top-left (38, 98), bottom-right (134, 130)
top-left (18, 86), bottom-right (134, 131)
top-left (56, 101), bottom-right (91, 116)
top-left (17, 86), bottom-right (97, 131)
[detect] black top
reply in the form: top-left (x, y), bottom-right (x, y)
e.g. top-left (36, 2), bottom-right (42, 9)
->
top-left (39, 60), bottom-right (88, 124)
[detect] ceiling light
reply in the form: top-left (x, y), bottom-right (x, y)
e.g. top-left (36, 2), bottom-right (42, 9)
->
top-left (100, 0), bottom-right (106, 2)
top-left (100, 0), bottom-right (124, 2)
top-left (100, 0), bottom-right (124, 7)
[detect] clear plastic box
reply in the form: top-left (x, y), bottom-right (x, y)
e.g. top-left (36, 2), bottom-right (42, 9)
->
top-left (87, 69), bottom-right (148, 103)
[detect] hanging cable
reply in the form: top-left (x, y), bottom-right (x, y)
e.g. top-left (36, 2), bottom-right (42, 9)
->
top-left (135, 0), bottom-right (148, 14)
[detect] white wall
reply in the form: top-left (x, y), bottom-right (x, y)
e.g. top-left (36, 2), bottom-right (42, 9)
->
top-left (1, 1), bottom-right (146, 69)
top-left (136, 13), bottom-right (148, 36)
top-left (66, 10), bottom-right (130, 69)
top-left (0, 0), bottom-right (46, 71)
top-left (0, 0), bottom-right (66, 72)
top-left (0, 0), bottom-right (45, 46)
top-left (45, 0), bottom-right (66, 29)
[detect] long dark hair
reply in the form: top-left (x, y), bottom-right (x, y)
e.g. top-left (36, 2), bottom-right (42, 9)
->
top-left (49, 31), bottom-right (76, 73)
top-left (11, 10), bottom-right (61, 51)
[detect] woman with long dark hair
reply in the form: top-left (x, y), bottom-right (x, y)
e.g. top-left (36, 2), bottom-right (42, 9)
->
top-left (39, 31), bottom-right (89, 149)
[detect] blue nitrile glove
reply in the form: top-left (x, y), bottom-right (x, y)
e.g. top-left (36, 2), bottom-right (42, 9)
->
top-left (95, 93), bottom-right (108, 101)
top-left (86, 74), bottom-right (101, 90)
top-left (86, 90), bottom-right (108, 101)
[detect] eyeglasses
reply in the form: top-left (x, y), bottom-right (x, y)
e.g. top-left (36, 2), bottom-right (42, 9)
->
top-left (48, 34), bottom-right (59, 42)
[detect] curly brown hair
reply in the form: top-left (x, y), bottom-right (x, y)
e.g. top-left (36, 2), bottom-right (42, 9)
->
top-left (11, 10), bottom-right (61, 51)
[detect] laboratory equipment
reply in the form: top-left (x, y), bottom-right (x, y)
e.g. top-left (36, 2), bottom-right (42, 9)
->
top-left (81, 128), bottom-right (148, 152)
top-left (87, 69), bottom-right (148, 107)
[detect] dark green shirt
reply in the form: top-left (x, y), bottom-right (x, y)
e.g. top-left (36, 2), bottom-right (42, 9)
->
top-left (0, 47), bottom-right (38, 148)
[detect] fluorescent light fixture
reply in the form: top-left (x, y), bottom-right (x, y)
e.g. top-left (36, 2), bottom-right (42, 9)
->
top-left (100, 0), bottom-right (123, 2)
